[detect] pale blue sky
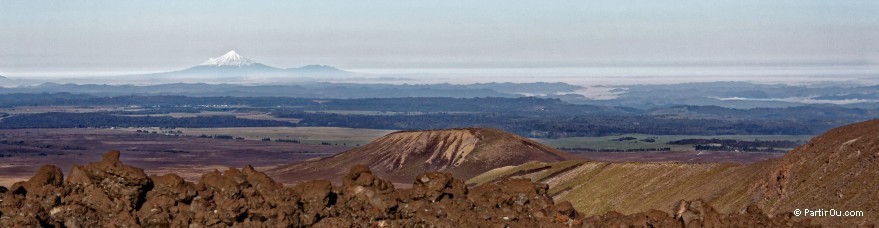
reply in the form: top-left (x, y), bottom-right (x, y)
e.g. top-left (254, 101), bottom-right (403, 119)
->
top-left (1, 0), bottom-right (878, 75)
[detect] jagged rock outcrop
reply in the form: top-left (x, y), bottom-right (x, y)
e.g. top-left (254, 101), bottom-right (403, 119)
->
top-left (269, 128), bottom-right (571, 184)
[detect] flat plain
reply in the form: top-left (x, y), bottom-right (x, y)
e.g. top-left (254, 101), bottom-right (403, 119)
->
top-left (0, 128), bottom-right (352, 187)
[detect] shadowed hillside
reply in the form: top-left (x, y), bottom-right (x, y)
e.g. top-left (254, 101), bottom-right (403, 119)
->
top-left (268, 128), bottom-right (571, 184)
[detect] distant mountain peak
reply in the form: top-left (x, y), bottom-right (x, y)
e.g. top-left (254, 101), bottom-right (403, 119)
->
top-left (293, 64), bottom-right (341, 71)
top-left (200, 50), bottom-right (256, 67)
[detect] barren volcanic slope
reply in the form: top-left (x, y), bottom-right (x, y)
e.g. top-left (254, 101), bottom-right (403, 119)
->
top-left (268, 128), bottom-right (570, 184)
top-left (470, 119), bottom-right (879, 226)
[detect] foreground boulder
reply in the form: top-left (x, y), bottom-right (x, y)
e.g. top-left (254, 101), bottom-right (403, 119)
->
top-left (0, 151), bottom-right (812, 227)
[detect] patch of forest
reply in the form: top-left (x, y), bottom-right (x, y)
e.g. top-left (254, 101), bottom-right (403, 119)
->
top-left (667, 138), bottom-right (804, 152)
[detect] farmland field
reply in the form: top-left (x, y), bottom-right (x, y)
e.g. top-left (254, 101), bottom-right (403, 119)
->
top-left (534, 134), bottom-right (813, 151)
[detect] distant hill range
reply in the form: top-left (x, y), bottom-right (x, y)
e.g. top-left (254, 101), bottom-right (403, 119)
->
top-left (135, 50), bottom-right (350, 79)
top-left (0, 75), bottom-right (34, 87)
top-left (0, 82), bottom-right (584, 100)
top-left (268, 128), bottom-right (571, 184)
top-left (470, 119), bottom-right (879, 226)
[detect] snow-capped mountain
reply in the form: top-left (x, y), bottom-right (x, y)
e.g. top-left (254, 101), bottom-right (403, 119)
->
top-left (134, 50), bottom-right (350, 80)
top-left (188, 50), bottom-right (277, 72)
top-left (200, 50), bottom-right (257, 67)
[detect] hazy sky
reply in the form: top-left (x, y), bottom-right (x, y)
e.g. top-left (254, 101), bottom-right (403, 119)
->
top-left (1, 1), bottom-right (878, 76)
